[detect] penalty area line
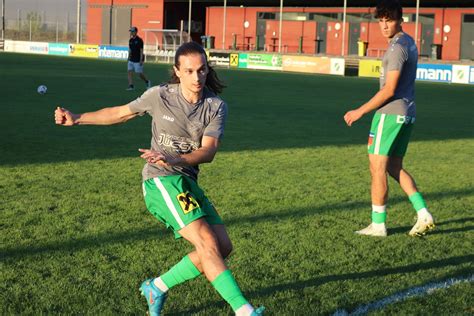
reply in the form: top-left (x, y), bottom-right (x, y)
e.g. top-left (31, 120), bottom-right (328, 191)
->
top-left (333, 274), bottom-right (474, 316)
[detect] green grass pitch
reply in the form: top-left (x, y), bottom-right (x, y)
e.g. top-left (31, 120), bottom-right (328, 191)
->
top-left (1, 52), bottom-right (473, 315)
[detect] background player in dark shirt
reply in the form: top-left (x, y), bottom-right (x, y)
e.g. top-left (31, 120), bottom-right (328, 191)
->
top-left (127, 26), bottom-right (151, 91)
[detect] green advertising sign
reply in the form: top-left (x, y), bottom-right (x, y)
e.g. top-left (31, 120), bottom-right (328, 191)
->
top-left (238, 53), bottom-right (248, 69)
top-left (246, 53), bottom-right (282, 70)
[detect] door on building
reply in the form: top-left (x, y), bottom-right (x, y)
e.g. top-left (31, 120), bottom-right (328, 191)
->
top-left (101, 7), bottom-right (131, 45)
top-left (113, 8), bottom-right (132, 46)
top-left (316, 22), bottom-right (326, 54)
top-left (460, 14), bottom-right (474, 60)
top-left (101, 8), bottom-right (112, 45)
top-left (256, 19), bottom-right (266, 50)
top-left (420, 24), bottom-right (433, 57)
top-left (349, 23), bottom-right (360, 55)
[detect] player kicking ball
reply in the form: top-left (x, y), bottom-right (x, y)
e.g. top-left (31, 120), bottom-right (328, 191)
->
top-left (55, 41), bottom-right (264, 316)
top-left (343, 0), bottom-right (434, 237)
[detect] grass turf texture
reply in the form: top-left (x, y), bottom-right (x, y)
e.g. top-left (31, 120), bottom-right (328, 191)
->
top-left (1, 53), bottom-right (473, 315)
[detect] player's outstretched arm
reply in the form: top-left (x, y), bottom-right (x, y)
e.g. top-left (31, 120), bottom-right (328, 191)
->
top-left (55, 105), bottom-right (138, 126)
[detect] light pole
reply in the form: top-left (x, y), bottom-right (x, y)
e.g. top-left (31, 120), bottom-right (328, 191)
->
top-left (1, 0), bottom-right (5, 40)
top-left (222, 0), bottom-right (227, 49)
top-left (76, 0), bottom-right (81, 43)
top-left (341, 0), bottom-right (347, 56)
top-left (278, 0), bottom-right (283, 53)
top-left (414, 0), bottom-right (420, 49)
top-left (188, 0), bottom-right (192, 35)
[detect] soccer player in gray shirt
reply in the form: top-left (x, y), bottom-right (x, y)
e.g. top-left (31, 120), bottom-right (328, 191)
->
top-left (343, 0), bottom-right (434, 237)
top-left (55, 42), bottom-right (264, 316)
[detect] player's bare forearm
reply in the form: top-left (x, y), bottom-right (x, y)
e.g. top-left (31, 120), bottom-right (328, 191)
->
top-left (344, 87), bottom-right (394, 126)
top-left (142, 147), bottom-right (217, 167)
top-left (139, 137), bottom-right (219, 167)
top-left (178, 146), bottom-right (217, 165)
top-left (359, 87), bottom-right (395, 115)
top-left (344, 70), bottom-right (400, 126)
top-left (75, 105), bottom-right (137, 125)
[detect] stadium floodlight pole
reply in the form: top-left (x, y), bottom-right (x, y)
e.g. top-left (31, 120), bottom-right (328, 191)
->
top-left (1, 0), bottom-right (5, 40)
top-left (341, 0), bottom-right (347, 56)
top-left (415, 0), bottom-right (420, 49)
top-left (188, 0), bottom-right (192, 36)
top-left (76, 0), bottom-right (81, 43)
top-left (278, 0), bottom-right (283, 53)
top-left (222, 0), bottom-right (227, 49)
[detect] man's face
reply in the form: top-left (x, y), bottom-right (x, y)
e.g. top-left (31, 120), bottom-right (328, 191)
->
top-left (173, 53), bottom-right (209, 94)
top-left (378, 17), bottom-right (401, 39)
top-left (130, 30), bottom-right (137, 38)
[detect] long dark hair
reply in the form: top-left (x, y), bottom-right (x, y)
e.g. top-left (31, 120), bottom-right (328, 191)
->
top-left (169, 41), bottom-right (226, 95)
top-left (375, 0), bottom-right (403, 20)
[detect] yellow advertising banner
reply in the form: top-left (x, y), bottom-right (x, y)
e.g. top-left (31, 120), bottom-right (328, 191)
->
top-left (359, 59), bottom-right (382, 78)
top-left (229, 53), bottom-right (239, 67)
top-left (69, 44), bottom-right (99, 58)
top-left (282, 55), bottom-right (331, 74)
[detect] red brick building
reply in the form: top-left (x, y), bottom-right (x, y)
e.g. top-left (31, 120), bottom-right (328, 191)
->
top-left (86, 1), bottom-right (474, 61)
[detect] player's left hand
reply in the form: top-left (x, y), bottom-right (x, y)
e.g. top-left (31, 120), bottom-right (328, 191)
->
top-left (138, 149), bottom-right (166, 165)
top-left (344, 109), bottom-right (363, 126)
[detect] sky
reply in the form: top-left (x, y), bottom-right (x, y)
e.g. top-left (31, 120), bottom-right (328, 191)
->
top-left (3, 0), bottom-right (87, 23)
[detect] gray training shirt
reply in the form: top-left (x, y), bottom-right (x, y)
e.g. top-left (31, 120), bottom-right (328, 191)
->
top-left (128, 83), bottom-right (228, 181)
top-left (378, 32), bottom-right (418, 117)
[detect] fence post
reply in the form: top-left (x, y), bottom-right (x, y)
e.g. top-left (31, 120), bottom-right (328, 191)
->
top-left (17, 9), bottom-right (20, 32)
top-left (298, 36), bottom-right (303, 54)
top-left (232, 33), bottom-right (237, 50)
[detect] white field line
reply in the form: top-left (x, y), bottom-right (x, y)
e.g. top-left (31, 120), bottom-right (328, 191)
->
top-left (333, 274), bottom-right (474, 316)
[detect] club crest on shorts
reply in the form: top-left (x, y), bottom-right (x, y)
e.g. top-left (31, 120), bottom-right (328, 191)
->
top-left (368, 132), bottom-right (375, 147)
top-left (177, 192), bottom-right (199, 214)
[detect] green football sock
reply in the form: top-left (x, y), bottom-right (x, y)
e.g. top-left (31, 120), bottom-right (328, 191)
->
top-left (211, 270), bottom-right (249, 311)
top-left (409, 192), bottom-right (427, 212)
top-left (371, 204), bottom-right (386, 224)
top-left (372, 211), bottom-right (387, 224)
top-left (160, 255), bottom-right (201, 289)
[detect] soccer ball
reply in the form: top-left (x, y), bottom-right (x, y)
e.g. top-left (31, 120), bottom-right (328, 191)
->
top-left (37, 85), bottom-right (48, 94)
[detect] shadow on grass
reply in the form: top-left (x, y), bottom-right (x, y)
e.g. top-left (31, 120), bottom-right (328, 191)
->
top-left (430, 226), bottom-right (474, 235)
top-left (227, 189), bottom-right (474, 227)
top-left (389, 217), bottom-right (474, 235)
top-left (248, 257), bottom-right (474, 298)
top-left (2, 190), bottom-right (472, 261)
top-left (172, 259), bottom-right (473, 315)
top-left (0, 226), bottom-right (168, 261)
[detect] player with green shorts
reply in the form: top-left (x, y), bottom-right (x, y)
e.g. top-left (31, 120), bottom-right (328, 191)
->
top-left (367, 112), bottom-right (414, 157)
top-left (55, 42), bottom-right (264, 316)
top-left (142, 175), bottom-right (223, 238)
top-left (344, 0), bottom-right (434, 237)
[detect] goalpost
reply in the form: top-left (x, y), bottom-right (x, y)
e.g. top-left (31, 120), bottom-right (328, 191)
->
top-left (143, 29), bottom-right (191, 63)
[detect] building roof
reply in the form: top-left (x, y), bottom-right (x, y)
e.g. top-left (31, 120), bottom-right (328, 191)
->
top-left (165, 0), bottom-right (473, 8)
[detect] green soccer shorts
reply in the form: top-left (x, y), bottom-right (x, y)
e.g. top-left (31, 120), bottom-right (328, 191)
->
top-left (367, 113), bottom-right (415, 157)
top-left (142, 175), bottom-right (223, 239)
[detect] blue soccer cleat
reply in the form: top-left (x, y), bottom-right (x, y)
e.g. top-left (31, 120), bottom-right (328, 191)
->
top-left (139, 278), bottom-right (167, 316)
top-left (251, 306), bottom-right (266, 315)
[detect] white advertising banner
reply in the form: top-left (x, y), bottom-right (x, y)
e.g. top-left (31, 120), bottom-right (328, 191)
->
top-left (4, 40), bottom-right (48, 54)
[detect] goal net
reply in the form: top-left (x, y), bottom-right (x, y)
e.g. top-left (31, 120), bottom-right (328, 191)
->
top-left (143, 29), bottom-right (190, 63)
